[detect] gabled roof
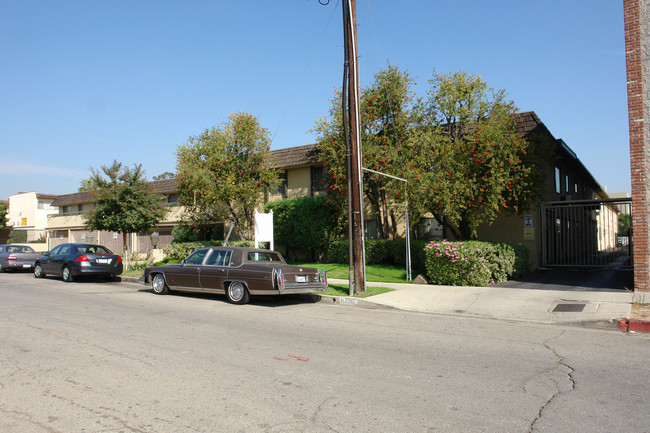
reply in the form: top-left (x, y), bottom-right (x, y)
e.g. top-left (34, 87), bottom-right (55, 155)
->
top-left (514, 111), bottom-right (607, 197)
top-left (51, 178), bottom-right (179, 207)
top-left (270, 144), bottom-right (321, 169)
top-left (513, 111), bottom-right (554, 138)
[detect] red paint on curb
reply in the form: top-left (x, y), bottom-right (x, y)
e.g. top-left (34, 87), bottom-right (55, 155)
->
top-left (618, 318), bottom-right (650, 333)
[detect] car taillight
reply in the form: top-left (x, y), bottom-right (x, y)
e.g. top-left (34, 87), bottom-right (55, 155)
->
top-left (275, 269), bottom-right (285, 290)
top-left (76, 255), bottom-right (90, 262)
top-left (116, 256), bottom-right (122, 263)
top-left (7, 256), bottom-right (16, 261)
top-left (320, 269), bottom-right (327, 286)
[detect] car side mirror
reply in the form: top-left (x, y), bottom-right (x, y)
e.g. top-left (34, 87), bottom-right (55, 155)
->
top-left (181, 258), bottom-right (187, 265)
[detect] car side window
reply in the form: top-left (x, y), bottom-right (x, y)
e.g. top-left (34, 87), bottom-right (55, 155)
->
top-left (185, 250), bottom-right (208, 265)
top-left (59, 245), bottom-right (71, 255)
top-left (49, 245), bottom-right (62, 255)
top-left (247, 252), bottom-right (281, 262)
top-left (205, 250), bottom-right (232, 266)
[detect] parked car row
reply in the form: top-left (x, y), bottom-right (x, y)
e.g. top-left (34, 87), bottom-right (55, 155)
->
top-left (2, 243), bottom-right (328, 305)
top-left (1, 243), bottom-right (123, 281)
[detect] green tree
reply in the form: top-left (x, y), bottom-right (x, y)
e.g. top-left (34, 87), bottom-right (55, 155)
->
top-left (0, 202), bottom-right (8, 231)
top-left (153, 172), bottom-right (176, 181)
top-left (264, 196), bottom-right (335, 260)
top-left (414, 71), bottom-right (549, 240)
top-left (313, 65), bottom-right (424, 239)
top-left (175, 112), bottom-right (277, 240)
top-left (78, 177), bottom-right (100, 192)
top-left (619, 213), bottom-right (631, 236)
top-left (83, 160), bottom-right (167, 268)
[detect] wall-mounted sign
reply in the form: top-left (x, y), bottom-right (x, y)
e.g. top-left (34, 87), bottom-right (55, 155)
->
top-left (524, 214), bottom-right (534, 227)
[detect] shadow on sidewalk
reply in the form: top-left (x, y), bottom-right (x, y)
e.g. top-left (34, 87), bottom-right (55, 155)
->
top-left (496, 268), bottom-right (634, 292)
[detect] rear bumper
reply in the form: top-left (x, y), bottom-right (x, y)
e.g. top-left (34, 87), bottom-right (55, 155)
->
top-left (2, 262), bottom-right (34, 270)
top-left (249, 283), bottom-right (327, 296)
top-left (73, 264), bottom-right (123, 276)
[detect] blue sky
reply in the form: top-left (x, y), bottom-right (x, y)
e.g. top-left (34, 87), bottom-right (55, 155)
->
top-left (0, 0), bottom-right (629, 200)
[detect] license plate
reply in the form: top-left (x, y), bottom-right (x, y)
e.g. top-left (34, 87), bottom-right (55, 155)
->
top-left (23, 264), bottom-right (31, 268)
top-left (296, 275), bottom-right (306, 283)
top-left (96, 258), bottom-right (111, 264)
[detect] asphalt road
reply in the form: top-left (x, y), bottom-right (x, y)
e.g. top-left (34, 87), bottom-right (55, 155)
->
top-left (0, 272), bottom-right (648, 433)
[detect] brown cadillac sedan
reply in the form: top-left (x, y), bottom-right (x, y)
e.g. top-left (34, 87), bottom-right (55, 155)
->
top-left (142, 246), bottom-right (327, 304)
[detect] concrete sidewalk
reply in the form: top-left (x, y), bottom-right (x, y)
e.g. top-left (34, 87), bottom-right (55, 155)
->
top-left (325, 278), bottom-right (633, 329)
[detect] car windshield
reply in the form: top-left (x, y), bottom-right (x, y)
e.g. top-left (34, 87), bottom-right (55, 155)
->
top-left (247, 252), bottom-right (282, 262)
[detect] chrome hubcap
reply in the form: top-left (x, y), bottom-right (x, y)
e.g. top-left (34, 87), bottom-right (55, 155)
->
top-left (153, 275), bottom-right (165, 292)
top-left (230, 284), bottom-right (243, 301)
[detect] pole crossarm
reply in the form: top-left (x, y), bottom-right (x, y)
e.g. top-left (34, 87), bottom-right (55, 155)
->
top-left (362, 167), bottom-right (407, 183)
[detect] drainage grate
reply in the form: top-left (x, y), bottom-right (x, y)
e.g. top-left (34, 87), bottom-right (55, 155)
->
top-left (553, 303), bottom-right (586, 312)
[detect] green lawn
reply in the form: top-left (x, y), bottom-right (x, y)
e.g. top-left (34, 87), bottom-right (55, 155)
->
top-left (288, 261), bottom-right (409, 284)
top-left (321, 284), bottom-right (394, 297)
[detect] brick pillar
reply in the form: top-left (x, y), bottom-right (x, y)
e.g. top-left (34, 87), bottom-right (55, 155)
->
top-left (625, 0), bottom-right (650, 292)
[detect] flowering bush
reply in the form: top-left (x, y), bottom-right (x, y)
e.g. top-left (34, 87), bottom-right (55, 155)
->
top-left (424, 240), bottom-right (529, 286)
top-left (424, 240), bottom-right (493, 286)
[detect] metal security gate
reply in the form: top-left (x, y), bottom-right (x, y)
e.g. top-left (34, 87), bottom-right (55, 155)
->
top-left (541, 198), bottom-right (632, 268)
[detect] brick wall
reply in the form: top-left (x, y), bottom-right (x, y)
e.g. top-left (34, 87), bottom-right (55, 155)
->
top-left (625, 0), bottom-right (650, 291)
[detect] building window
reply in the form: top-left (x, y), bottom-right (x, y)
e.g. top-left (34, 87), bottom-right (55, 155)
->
top-left (78, 204), bottom-right (83, 213)
top-left (364, 219), bottom-right (377, 240)
top-left (311, 166), bottom-right (327, 195)
top-left (555, 167), bottom-right (561, 194)
top-left (565, 175), bottom-right (569, 193)
top-left (61, 206), bottom-right (71, 215)
top-left (416, 218), bottom-right (444, 240)
top-left (270, 170), bottom-right (287, 197)
top-left (167, 194), bottom-right (179, 205)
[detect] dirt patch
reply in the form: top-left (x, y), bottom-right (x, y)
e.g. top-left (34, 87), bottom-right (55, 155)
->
top-left (630, 303), bottom-right (650, 321)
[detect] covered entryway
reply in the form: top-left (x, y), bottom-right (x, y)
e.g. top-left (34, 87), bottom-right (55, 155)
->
top-left (541, 198), bottom-right (632, 268)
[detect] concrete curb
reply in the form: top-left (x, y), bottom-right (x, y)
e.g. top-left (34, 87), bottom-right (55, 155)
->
top-left (618, 318), bottom-right (650, 333)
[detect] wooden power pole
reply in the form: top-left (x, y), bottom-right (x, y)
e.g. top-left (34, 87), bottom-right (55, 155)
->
top-left (342, 0), bottom-right (365, 294)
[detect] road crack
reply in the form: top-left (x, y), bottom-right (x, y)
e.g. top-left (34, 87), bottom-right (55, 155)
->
top-left (525, 331), bottom-right (575, 432)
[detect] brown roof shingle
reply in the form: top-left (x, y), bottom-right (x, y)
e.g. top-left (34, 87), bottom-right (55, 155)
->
top-left (51, 178), bottom-right (179, 207)
top-left (270, 144), bottom-right (322, 169)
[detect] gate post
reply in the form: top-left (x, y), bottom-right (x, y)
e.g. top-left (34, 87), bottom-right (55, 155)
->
top-left (625, 0), bottom-right (650, 293)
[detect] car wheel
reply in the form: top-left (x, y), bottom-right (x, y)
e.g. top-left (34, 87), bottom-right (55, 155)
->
top-left (151, 274), bottom-right (168, 295)
top-left (227, 281), bottom-right (250, 304)
top-left (62, 266), bottom-right (74, 282)
top-left (34, 264), bottom-right (45, 278)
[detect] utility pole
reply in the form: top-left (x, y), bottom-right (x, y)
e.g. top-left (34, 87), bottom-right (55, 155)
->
top-left (342, 0), bottom-right (365, 294)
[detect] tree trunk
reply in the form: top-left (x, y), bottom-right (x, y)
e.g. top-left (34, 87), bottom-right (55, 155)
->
top-left (122, 232), bottom-right (130, 270)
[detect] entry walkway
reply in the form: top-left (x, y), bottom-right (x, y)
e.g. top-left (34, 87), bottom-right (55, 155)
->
top-left (327, 273), bottom-right (633, 328)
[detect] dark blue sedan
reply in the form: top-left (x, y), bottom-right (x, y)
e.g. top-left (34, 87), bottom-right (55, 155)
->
top-left (34, 243), bottom-right (123, 282)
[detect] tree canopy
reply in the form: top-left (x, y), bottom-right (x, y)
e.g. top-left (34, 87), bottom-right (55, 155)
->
top-left (175, 112), bottom-right (277, 240)
top-left (0, 202), bottom-right (8, 231)
top-left (313, 65), bottom-right (425, 239)
top-left (314, 67), bottom-right (550, 241)
top-left (414, 71), bottom-right (549, 239)
top-left (83, 161), bottom-right (167, 266)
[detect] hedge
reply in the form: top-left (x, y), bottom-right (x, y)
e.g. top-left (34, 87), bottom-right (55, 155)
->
top-left (161, 240), bottom-right (255, 263)
top-left (423, 240), bottom-right (529, 286)
top-left (327, 239), bottom-right (429, 274)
